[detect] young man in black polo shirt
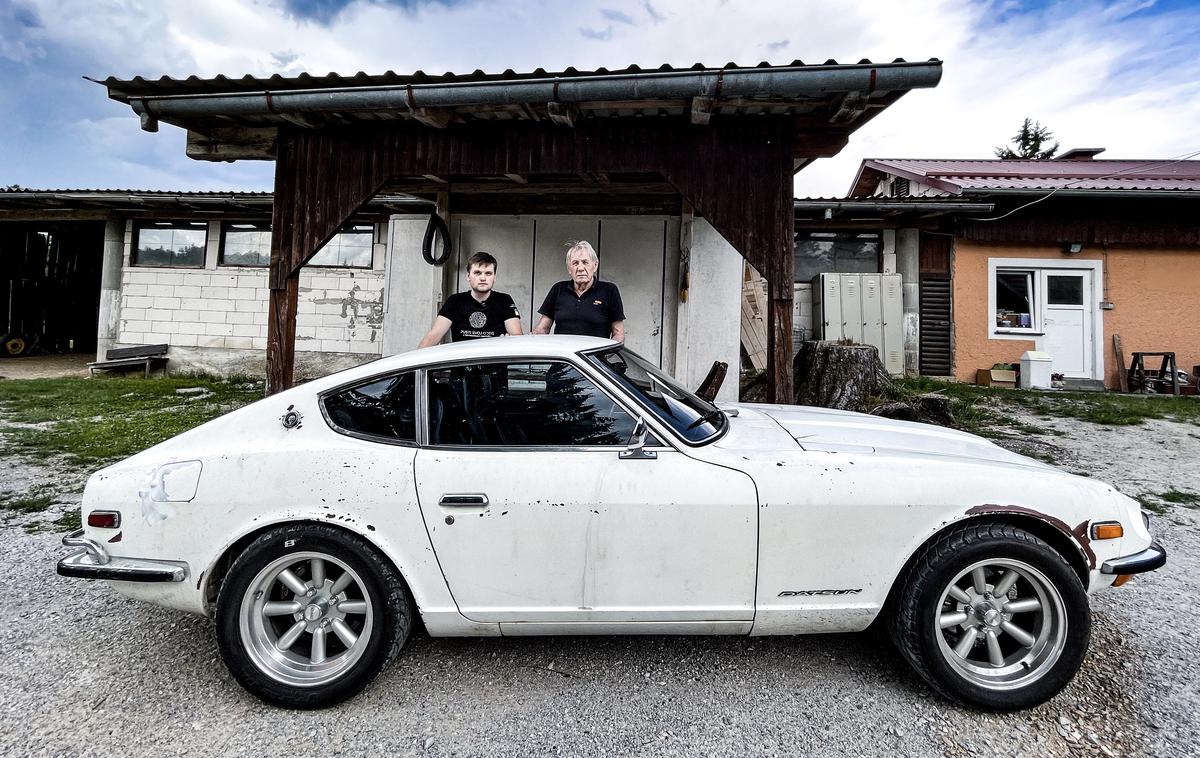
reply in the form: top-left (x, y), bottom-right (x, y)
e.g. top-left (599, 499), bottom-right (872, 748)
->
top-left (417, 252), bottom-right (523, 347)
top-left (532, 241), bottom-right (625, 341)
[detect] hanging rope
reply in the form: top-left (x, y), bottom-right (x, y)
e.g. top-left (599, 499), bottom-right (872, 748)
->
top-left (422, 211), bottom-right (452, 265)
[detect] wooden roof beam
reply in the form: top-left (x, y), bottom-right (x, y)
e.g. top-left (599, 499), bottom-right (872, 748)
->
top-left (546, 102), bottom-right (578, 128)
top-left (690, 97), bottom-right (713, 126)
top-left (828, 91), bottom-right (869, 125)
top-left (410, 107), bottom-right (454, 129)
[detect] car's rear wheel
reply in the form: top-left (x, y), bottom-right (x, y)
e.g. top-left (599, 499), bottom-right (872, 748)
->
top-left (890, 522), bottom-right (1089, 710)
top-left (216, 524), bottom-right (413, 709)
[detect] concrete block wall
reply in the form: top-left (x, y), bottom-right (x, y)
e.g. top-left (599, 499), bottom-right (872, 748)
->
top-left (114, 220), bottom-right (387, 373)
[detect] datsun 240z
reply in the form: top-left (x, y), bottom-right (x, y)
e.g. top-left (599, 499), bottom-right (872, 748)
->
top-left (58, 335), bottom-right (1166, 710)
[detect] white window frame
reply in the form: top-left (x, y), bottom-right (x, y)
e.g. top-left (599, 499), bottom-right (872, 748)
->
top-left (986, 257), bottom-right (1105, 379)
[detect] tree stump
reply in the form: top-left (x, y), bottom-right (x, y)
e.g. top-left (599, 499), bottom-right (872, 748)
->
top-left (871, 393), bottom-right (954, 426)
top-left (792, 341), bottom-right (891, 411)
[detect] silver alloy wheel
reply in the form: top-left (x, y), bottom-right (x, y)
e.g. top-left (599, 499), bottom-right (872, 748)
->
top-left (934, 557), bottom-right (1068, 691)
top-left (239, 551), bottom-right (374, 688)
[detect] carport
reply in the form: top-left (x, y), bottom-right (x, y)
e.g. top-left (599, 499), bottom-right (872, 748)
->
top-left (95, 60), bottom-right (942, 400)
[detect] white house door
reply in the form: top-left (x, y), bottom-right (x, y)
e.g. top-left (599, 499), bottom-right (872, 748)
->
top-left (1041, 271), bottom-right (1093, 378)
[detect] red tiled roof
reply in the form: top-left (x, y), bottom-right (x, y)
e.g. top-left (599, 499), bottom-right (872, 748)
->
top-left (851, 158), bottom-right (1200, 196)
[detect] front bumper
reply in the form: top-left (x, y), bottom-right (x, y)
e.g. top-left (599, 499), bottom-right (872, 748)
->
top-left (57, 529), bottom-right (188, 583)
top-left (1101, 540), bottom-right (1167, 575)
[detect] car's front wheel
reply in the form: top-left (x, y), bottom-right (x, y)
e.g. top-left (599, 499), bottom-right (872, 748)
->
top-left (890, 522), bottom-right (1090, 710)
top-left (216, 524), bottom-right (413, 709)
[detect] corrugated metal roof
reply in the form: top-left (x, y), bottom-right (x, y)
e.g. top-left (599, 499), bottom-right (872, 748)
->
top-left (93, 59), bottom-right (924, 98)
top-left (92, 59), bottom-right (942, 140)
top-left (853, 158), bottom-right (1200, 195)
top-left (0, 189), bottom-right (427, 216)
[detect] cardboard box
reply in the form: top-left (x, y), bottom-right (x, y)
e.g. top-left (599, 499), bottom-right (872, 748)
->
top-left (976, 368), bottom-right (1017, 388)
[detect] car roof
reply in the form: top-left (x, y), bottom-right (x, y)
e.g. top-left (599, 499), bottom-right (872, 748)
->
top-left (306, 334), bottom-right (619, 392)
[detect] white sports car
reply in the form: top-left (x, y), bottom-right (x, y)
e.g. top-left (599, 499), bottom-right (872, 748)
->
top-left (58, 335), bottom-right (1165, 710)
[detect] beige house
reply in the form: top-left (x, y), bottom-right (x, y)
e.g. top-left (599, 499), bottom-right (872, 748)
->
top-left (849, 152), bottom-right (1200, 388)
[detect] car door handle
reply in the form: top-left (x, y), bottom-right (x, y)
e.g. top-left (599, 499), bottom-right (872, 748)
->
top-left (439, 494), bottom-right (489, 507)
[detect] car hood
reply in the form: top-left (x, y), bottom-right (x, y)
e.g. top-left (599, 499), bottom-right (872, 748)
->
top-left (721, 402), bottom-right (1050, 469)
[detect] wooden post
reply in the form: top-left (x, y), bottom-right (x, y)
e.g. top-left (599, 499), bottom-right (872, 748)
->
top-left (266, 275), bottom-right (298, 394)
top-left (266, 133), bottom-right (297, 396)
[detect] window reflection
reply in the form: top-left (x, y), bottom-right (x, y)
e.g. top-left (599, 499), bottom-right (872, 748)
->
top-left (324, 372), bottom-right (416, 442)
top-left (133, 221), bottom-right (207, 268)
top-left (428, 362), bottom-right (634, 446)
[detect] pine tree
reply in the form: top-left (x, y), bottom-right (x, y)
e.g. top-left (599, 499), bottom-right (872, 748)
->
top-left (994, 118), bottom-right (1059, 159)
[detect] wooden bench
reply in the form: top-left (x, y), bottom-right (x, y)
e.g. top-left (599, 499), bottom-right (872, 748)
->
top-left (88, 344), bottom-right (170, 378)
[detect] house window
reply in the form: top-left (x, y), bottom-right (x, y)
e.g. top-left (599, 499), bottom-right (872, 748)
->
top-left (891, 177), bottom-right (910, 198)
top-left (995, 269), bottom-right (1036, 331)
top-left (220, 221), bottom-right (272, 267)
top-left (794, 231), bottom-right (881, 283)
top-left (131, 221), bottom-right (207, 268)
top-left (309, 223), bottom-right (374, 268)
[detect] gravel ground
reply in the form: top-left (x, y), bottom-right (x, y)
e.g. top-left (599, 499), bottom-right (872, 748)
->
top-left (1, 408), bottom-right (1197, 757)
top-left (0, 354), bottom-right (91, 380)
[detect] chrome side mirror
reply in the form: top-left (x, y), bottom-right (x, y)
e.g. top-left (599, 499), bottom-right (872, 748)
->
top-left (620, 417), bottom-right (657, 460)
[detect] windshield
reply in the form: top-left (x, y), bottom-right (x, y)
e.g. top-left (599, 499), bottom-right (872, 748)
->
top-left (588, 346), bottom-right (726, 444)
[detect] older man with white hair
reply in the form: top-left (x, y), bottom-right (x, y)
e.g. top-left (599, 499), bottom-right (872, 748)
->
top-left (532, 240), bottom-right (625, 341)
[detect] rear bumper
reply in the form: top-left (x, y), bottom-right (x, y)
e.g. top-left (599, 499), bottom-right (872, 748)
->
top-left (57, 529), bottom-right (188, 583)
top-left (1101, 540), bottom-right (1166, 575)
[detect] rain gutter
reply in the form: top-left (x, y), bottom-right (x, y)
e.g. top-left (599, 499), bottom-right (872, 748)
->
top-left (119, 61), bottom-right (943, 132)
top-left (794, 200), bottom-right (994, 213)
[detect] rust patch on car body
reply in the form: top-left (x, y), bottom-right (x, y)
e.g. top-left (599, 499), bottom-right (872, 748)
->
top-left (965, 504), bottom-right (1095, 570)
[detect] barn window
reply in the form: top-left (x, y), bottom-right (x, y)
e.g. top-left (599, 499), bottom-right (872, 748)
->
top-left (793, 231), bottom-right (881, 282)
top-left (219, 221), bottom-right (272, 267)
top-left (308, 223), bottom-right (374, 268)
top-left (131, 221), bottom-right (207, 268)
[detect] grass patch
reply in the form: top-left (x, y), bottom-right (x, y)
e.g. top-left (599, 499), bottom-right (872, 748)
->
top-left (53, 510), bottom-right (81, 531)
top-left (0, 487), bottom-right (54, 513)
top-left (1134, 494), bottom-right (1169, 516)
top-left (0, 375), bottom-right (262, 465)
top-left (893, 378), bottom-right (1200, 429)
top-left (1158, 489), bottom-right (1200, 506)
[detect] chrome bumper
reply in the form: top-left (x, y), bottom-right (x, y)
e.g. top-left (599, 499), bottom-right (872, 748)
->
top-left (57, 529), bottom-right (188, 583)
top-left (1101, 540), bottom-right (1167, 575)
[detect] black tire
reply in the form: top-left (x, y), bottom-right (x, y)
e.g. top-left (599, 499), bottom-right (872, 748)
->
top-left (1, 333), bottom-right (29, 357)
top-left (216, 524), bottom-right (413, 709)
top-left (889, 522), bottom-right (1089, 711)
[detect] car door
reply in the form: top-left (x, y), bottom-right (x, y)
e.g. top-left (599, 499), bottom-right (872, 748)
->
top-left (414, 359), bottom-right (758, 627)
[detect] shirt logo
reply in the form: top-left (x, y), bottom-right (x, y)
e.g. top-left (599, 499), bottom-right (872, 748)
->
top-left (468, 311), bottom-right (488, 329)
top-left (593, 300), bottom-right (603, 306)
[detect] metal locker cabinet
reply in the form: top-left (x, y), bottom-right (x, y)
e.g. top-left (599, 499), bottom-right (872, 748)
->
top-left (861, 274), bottom-right (883, 350)
top-left (881, 273), bottom-right (904, 375)
top-left (812, 273), bottom-right (843, 340)
top-left (840, 273), bottom-right (863, 343)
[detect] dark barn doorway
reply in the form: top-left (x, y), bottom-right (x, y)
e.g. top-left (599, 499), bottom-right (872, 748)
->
top-left (0, 222), bottom-right (104, 356)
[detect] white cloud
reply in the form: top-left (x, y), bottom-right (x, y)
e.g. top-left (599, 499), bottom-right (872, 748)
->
top-left (7, 0), bottom-right (1199, 194)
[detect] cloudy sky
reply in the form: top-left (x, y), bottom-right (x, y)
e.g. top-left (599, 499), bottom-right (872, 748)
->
top-left (2, 0), bottom-right (1198, 197)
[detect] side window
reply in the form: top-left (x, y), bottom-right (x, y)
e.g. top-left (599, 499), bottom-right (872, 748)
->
top-left (428, 362), bottom-right (637, 446)
top-left (323, 372), bottom-right (415, 443)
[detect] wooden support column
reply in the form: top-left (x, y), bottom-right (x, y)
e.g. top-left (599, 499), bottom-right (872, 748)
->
top-left (266, 128), bottom-right (392, 394)
top-left (663, 118), bottom-right (795, 403)
top-left (266, 275), bottom-right (299, 393)
top-left (266, 134), bottom-right (298, 395)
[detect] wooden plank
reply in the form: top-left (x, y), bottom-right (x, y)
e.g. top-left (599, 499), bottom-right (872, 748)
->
top-left (1113, 334), bottom-right (1128, 393)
